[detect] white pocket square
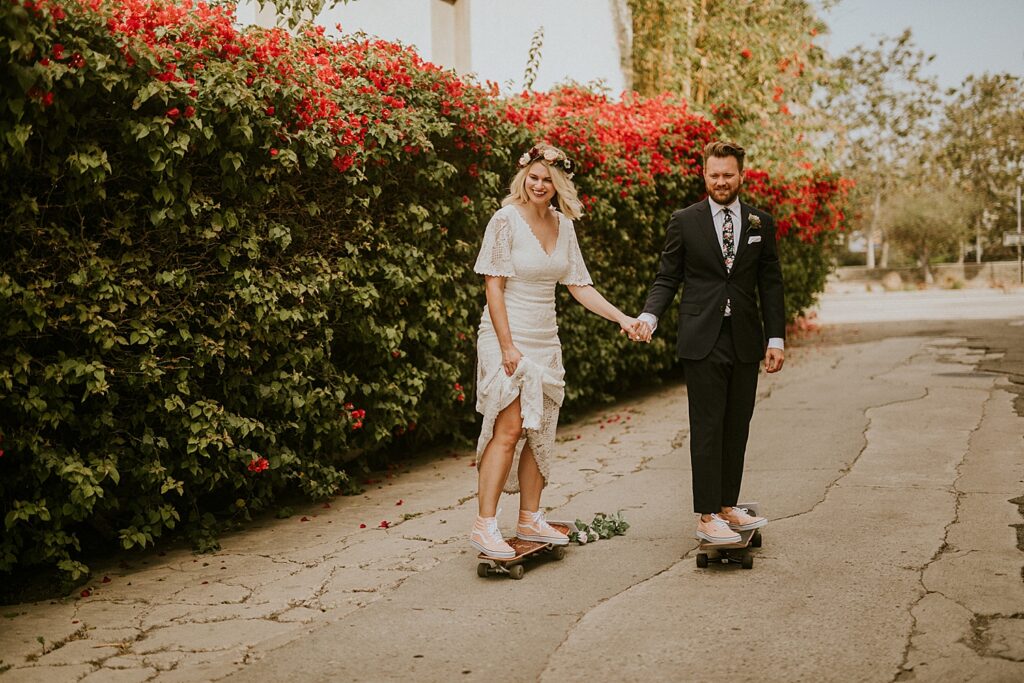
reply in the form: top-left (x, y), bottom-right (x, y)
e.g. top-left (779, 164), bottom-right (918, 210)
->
top-left (747, 235), bottom-right (762, 244)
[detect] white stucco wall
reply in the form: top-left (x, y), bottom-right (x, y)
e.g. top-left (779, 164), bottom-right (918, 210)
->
top-left (235, 0), bottom-right (625, 95)
top-left (469, 0), bottom-right (625, 93)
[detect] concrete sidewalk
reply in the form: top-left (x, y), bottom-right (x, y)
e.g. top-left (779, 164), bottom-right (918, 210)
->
top-left (2, 290), bottom-right (1023, 682)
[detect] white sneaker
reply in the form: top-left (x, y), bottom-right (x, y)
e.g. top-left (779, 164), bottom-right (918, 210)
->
top-left (516, 510), bottom-right (569, 545)
top-left (471, 516), bottom-right (515, 558)
top-left (695, 514), bottom-right (742, 544)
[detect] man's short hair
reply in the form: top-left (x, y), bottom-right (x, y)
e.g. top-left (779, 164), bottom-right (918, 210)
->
top-left (703, 140), bottom-right (745, 171)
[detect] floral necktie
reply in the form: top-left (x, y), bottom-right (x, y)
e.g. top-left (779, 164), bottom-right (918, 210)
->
top-left (722, 207), bottom-right (735, 271)
top-left (722, 208), bottom-right (734, 316)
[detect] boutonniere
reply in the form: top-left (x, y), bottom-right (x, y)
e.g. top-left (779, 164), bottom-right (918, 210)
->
top-left (747, 214), bottom-right (762, 232)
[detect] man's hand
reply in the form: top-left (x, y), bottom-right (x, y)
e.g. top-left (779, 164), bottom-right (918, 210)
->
top-left (764, 348), bottom-right (784, 373)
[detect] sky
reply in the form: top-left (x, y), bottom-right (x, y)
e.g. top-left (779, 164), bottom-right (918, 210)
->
top-left (819, 0), bottom-right (1024, 90)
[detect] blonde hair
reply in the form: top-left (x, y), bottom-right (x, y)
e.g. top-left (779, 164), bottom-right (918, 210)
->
top-left (501, 143), bottom-right (583, 219)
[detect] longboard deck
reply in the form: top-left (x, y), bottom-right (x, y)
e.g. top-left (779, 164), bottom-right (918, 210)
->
top-left (477, 522), bottom-right (571, 578)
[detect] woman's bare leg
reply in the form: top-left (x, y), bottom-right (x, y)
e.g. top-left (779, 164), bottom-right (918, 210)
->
top-left (477, 397), bottom-right (523, 517)
top-left (517, 444), bottom-right (544, 513)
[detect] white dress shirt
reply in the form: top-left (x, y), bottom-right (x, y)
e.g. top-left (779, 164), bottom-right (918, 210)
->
top-left (638, 198), bottom-right (784, 351)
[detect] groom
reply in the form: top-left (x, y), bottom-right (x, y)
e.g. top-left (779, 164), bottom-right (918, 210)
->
top-left (632, 140), bottom-right (785, 544)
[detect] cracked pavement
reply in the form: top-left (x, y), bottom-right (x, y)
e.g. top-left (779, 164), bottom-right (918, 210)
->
top-left (2, 288), bottom-right (1023, 682)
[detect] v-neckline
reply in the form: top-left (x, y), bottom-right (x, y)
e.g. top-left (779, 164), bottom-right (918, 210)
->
top-left (512, 206), bottom-right (560, 258)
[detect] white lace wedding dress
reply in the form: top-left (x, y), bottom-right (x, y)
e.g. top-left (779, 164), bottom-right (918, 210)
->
top-left (473, 204), bottom-right (592, 492)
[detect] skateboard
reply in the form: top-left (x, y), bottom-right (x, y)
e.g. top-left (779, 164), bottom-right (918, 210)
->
top-left (476, 522), bottom-right (571, 580)
top-left (695, 502), bottom-right (764, 570)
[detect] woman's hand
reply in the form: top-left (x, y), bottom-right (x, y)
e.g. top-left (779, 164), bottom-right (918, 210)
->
top-left (618, 316), bottom-right (642, 340)
top-left (501, 345), bottom-right (523, 377)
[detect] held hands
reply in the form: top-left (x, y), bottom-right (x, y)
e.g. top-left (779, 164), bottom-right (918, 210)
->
top-left (619, 318), bottom-right (652, 343)
top-left (501, 345), bottom-right (523, 377)
top-left (765, 348), bottom-right (784, 373)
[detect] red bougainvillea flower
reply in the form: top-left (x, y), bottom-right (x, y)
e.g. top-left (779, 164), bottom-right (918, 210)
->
top-left (379, 520), bottom-right (390, 529)
top-left (247, 456), bottom-right (269, 473)
top-left (80, 589), bottom-right (91, 598)
top-left (359, 523), bottom-right (367, 528)
top-left (166, 107), bottom-right (180, 119)
top-left (741, 49), bottom-right (752, 59)
top-left (265, 106), bottom-right (275, 115)
top-left (52, 43), bottom-right (65, 60)
top-left (395, 499), bottom-right (403, 506)
top-left (270, 148), bottom-right (279, 157)
top-left (184, 105), bottom-right (195, 118)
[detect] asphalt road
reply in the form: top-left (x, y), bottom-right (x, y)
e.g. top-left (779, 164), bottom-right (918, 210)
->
top-left (3, 289), bottom-right (1022, 682)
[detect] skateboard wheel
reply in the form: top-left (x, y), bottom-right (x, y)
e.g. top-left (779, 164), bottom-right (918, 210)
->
top-left (509, 564), bottom-right (525, 580)
top-left (741, 553), bottom-right (753, 570)
top-left (752, 530), bottom-right (762, 548)
top-left (552, 546), bottom-right (567, 561)
top-left (477, 562), bottom-right (490, 578)
top-left (696, 553), bottom-right (709, 568)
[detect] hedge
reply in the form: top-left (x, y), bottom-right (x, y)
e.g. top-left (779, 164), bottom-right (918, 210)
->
top-left (0, 0), bottom-right (848, 580)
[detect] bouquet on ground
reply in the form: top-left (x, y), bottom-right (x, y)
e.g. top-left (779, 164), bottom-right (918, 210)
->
top-left (568, 511), bottom-right (630, 544)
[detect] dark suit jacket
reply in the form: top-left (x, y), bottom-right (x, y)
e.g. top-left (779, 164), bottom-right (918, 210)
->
top-left (642, 198), bottom-right (786, 362)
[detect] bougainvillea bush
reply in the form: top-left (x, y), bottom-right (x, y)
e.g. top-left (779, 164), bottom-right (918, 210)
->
top-left (0, 0), bottom-right (847, 579)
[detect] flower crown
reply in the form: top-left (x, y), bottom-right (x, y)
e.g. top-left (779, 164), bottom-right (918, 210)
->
top-left (518, 146), bottom-right (576, 179)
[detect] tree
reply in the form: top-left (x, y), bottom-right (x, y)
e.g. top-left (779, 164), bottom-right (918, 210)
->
top-left (938, 74), bottom-right (1024, 262)
top-left (821, 30), bottom-right (941, 268)
top-left (884, 180), bottom-right (974, 283)
top-left (626, 0), bottom-right (833, 167)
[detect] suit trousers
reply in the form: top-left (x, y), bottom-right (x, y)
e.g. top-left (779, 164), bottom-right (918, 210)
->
top-left (681, 317), bottom-right (759, 514)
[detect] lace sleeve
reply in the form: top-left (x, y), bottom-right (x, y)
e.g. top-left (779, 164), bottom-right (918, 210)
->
top-left (473, 210), bottom-right (516, 277)
top-left (559, 221), bottom-right (593, 286)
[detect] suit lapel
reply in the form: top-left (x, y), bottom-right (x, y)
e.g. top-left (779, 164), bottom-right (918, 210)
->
top-left (698, 199), bottom-right (727, 274)
top-left (734, 203), bottom-right (749, 260)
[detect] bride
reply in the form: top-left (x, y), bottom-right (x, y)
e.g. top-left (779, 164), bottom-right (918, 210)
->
top-left (470, 142), bottom-right (640, 558)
